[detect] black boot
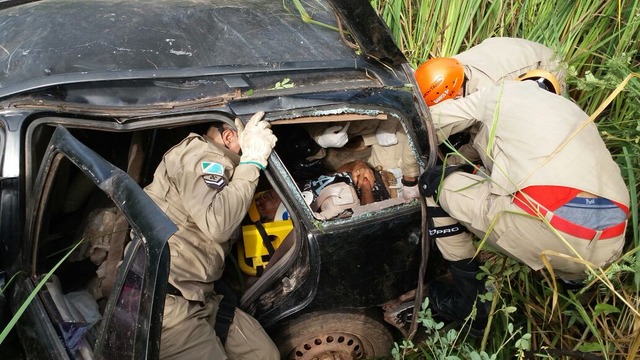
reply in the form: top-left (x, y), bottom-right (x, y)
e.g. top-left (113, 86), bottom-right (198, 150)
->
top-left (429, 258), bottom-right (488, 337)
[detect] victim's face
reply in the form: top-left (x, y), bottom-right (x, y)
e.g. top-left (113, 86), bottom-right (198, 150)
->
top-left (255, 189), bottom-right (281, 222)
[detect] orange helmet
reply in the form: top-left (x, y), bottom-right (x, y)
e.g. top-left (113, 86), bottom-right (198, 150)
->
top-left (516, 69), bottom-right (561, 95)
top-left (415, 58), bottom-right (465, 106)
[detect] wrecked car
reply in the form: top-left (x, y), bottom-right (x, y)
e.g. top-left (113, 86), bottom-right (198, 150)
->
top-left (0, 0), bottom-right (437, 358)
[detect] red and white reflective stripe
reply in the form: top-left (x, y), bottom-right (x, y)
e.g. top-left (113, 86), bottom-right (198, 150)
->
top-left (514, 193), bottom-right (626, 241)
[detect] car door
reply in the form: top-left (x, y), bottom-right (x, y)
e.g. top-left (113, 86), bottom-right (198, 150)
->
top-left (14, 125), bottom-right (176, 359)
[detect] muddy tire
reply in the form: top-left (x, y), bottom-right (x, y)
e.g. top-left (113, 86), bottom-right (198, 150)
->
top-left (274, 310), bottom-right (394, 360)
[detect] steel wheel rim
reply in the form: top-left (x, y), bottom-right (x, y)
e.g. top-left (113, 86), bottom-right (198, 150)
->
top-left (289, 331), bottom-right (366, 360)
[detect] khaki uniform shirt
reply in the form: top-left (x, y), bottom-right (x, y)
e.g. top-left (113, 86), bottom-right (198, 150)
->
top-left (454, 37), bottom-right (566, 95)
top-left (145, 133), bottom-right (260, 302)
top-left (429, 81), bottom-right (629, 206)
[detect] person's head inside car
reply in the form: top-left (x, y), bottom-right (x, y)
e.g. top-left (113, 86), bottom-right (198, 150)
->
top-left (253, 189), bottom-right (288, 223)
top-left (206, 122), bottom-right (241, 154)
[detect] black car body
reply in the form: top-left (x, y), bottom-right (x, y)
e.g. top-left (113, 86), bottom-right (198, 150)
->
top-left (0, 0), bottom-right (437, 358)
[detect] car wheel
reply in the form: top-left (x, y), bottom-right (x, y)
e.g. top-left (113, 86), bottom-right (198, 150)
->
top-left (275, 310), bottom-right (394, 360)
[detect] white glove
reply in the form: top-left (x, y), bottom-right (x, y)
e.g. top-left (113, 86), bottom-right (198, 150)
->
top-left (375, 120), bottom-right (398, 146)
top-left (314, 123), bottom-right (350, 148)
top-left (235, 111), bottom-right (277, 170)
top-left (403, 184), bottom-right (420, 200)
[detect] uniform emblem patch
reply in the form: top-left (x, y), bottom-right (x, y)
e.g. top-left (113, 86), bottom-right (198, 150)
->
top-left (201, 162), bottom-right (227, 189)
top-left (201, 162), bottom-right (225, 176)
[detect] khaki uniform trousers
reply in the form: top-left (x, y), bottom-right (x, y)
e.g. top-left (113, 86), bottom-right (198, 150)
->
top-left (161, 294), bottom-right (279, 360)
top-left (435, 172), bottom-right (625, 281)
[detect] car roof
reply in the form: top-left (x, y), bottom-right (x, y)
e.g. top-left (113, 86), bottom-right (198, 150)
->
top-left (0, 0), bottom-right (360, 97)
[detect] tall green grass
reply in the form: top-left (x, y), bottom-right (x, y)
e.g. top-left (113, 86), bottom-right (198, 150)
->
top-left (372, 0), bottom-right (640, 358)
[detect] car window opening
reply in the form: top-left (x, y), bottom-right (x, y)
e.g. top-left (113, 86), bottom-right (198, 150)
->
top-left (272, 116), bottom-right (417, 221)
top-left (237, 114), bottom-right (421, 281)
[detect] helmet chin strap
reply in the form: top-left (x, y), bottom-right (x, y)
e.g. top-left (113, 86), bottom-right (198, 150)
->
top-left (535, 77), bottom-right (552, 92)
top-left (461, 75), bottom-right (468, 97)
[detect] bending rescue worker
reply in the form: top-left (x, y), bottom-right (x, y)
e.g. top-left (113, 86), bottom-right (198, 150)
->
top-left (144, 112), bottom-right (280, 359)
top-left (418, 80), bottom-right (629, 336)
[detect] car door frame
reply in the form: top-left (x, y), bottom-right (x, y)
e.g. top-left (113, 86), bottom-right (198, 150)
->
top-left (19, 125), bottom-right (176, 359)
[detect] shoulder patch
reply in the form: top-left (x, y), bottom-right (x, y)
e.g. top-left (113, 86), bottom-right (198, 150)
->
top-left (201, 161), bottom-right (225, 176)
top-left (201, 161), bottom-right (227, 189)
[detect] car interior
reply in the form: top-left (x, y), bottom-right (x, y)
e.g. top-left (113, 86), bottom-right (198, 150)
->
top-left (25, 112), bottom-right (421, 357)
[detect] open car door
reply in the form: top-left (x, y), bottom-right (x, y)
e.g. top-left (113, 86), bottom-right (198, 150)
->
top-left (15, 125), bottom-right (177, 359)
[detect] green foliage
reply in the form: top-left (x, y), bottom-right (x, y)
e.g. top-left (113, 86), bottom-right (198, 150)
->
top-left (392, 295), bottom-right (530, 360)
top-left (402, 252), bottom-right (640, 359)
top-left (0, 240), bottom-right (83, 344)
top-left (286, 0), bottom-right (342, 32)
top-left (272, 77), bottom-right (295, 89)
top-left (373, 0), bottom-right (640, 358)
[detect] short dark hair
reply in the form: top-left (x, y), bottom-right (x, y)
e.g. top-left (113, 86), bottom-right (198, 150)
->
top-left (208, 122), bottom-right (234, 135)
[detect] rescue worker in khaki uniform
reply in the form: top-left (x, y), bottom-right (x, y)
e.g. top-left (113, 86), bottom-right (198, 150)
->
top-left (418, 80), bottom-right (629, 336)
top-left (144, 111), bottom-right (280, 359)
